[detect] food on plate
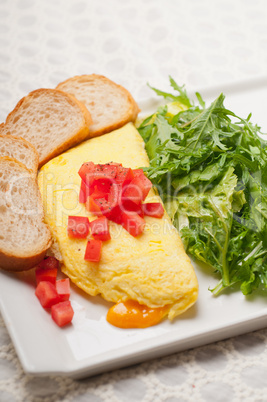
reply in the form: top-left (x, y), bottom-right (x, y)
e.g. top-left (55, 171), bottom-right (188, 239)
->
top-left (35, 281), bottom-right (60, 308)
top-left (51, 301), bottom-right (74, 327)
top-left (35, 256), bottom-right (59, 284)
top-left (0, 157), bottom-right (51, 271)
top-left (138, 76), bottom-right (267, 296)
top-left (0, 134), bottom-right (39, 175)
top-left (38, 123), bottom-right (198, 327)
top-left (56, 74), bottom-right (140, 137)
top-left (56, 278), bottom-right (71, 302)
top-left (34, 256), bottom-right (74, 327)
top-left (0, 88), bottom-right (92, 167)
top-left (76, 161), bottom-right (164, 263)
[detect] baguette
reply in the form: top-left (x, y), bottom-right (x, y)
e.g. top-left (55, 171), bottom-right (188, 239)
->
top-left (56, 74), bottom-right (140, 137)
top-left (0, 134), bottom-right (39, 175)
top-left (0, 88), bottom-right (93, 167)
top-left (0, 157), bottom-right (51, 271)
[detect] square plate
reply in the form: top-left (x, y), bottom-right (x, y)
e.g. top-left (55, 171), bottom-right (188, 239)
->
top-left (1, 80), bottom-right (267, 379)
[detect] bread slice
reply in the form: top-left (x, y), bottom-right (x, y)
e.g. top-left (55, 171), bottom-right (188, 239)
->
top-left (0, 134), bottom-right (39, 175)
top-left (56, 74), bottom-right (140, 137)
top-left (0, 89), bottom-right (93, 167)
top-left (0, 157), bottom-right (51, 271)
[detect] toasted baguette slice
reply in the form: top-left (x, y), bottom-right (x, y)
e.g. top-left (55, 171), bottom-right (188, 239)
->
top-left (56, 74), bottom-right (140, 137)
top-left (0, 157), bottom-right (51, 271)
top-left (0, 134), bottom-right (39, 175)
top-left (0, 89), bottom-right (93, 167)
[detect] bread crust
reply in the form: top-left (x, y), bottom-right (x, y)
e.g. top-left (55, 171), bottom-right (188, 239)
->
top-left (0, 134), bottom-right (39, 174)
top-left (0, 246), bottom-right (49, 272)
top-left (1, 88), bottom-right (93, 167)
top-left (0, 156), bottom-right (52, 271)
top-left (56, 74), bottom-right (140, 138)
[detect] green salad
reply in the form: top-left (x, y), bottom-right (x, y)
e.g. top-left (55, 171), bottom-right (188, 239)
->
top-left (138, 77), bottom-right (267, 295)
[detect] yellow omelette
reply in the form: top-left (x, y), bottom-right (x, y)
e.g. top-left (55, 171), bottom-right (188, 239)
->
top-left (38, 123), bottom-right (198, 324)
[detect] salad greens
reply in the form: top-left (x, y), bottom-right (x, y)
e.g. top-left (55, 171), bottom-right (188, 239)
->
top-left (138, 77), bottom-right (267, 295)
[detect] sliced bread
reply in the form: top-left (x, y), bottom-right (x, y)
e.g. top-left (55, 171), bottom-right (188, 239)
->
top-left (0, 157), bottom-right (52, 271)
top-left (0, 134), bottom-right (39, 174)
top-left (56, 74), bottom-right (140, 137)
top-left (0, 88), bottom-right (93, 167)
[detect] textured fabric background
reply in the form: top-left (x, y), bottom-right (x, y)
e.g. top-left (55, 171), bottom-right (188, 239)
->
top-left (0, 0), bottom-right (267, 400)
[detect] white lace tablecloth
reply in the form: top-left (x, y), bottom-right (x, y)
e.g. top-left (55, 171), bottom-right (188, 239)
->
top-left (0, 0), bottom-right (267, 400)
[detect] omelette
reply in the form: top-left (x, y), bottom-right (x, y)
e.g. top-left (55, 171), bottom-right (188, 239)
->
top-left (38, 123), bottom-right (198, 326)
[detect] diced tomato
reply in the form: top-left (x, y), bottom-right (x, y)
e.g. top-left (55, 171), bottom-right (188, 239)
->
top-left (109, 162), bottom-right (122, 167)
top-left (78, 162), bottom-right (154, 245)
top-left (121, 198), bottom-right (144, 217)
top-left (35, 281), bottom-right (60, 308)
top-left (56, 278), bottom-right (70, 302)
top-left (121, 212), bottom-right (146, 237)
top-left (38, 256), bottom-right (59, 271)
top-left (35, 266), bottom-right (58, 285)
top-left (90, 217), bottom-right (111, 241)
top-left (79, 180), bottom-right (93, 203)
top-left (132, 168), bottom-right (144, 178)
top-left (84, 239), bottom-right (102, 262)
top-left (122, 182), bottom-right (143, 205)
top-left (95, 179), bottom-right (112, 194)
top-left (51, 301), bottom-right (74, 327)
top-left (94, 163), bottom-right (118, 180)
top-left (67, 216), bottom-right (90, 239)
top-left (81, 163), bottom-right (117, 189)
top-left (142, 202), bottom-right (164, 218)
top-left (78, 161), bottom-right (96, 186)
top-left (115, 166), bottom-right (134, 187)
top-left (108, 183), bottom-right (122, 208)
top-left (107, 204), bottom-right (123, 224)
top-left (90, 182), bottom-right (110, 200)
top-left (85, 196), bottom-right (103, 216)
top-left (130, 175), bottom-right (152, 201)
top-left (94, 197), bottom-right (112, 216)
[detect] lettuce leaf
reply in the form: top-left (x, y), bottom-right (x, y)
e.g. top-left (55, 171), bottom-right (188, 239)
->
top-left (138, 76), bottom-right (267, 295)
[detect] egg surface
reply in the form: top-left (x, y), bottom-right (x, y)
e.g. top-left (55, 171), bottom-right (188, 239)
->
top-left (38, 123), bottom-right (198, 320)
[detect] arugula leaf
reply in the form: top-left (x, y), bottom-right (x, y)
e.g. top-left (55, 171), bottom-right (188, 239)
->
top-left (148, 76), bottom-right (192, 108)
top-left (138, 76), bottom-right (267, 295)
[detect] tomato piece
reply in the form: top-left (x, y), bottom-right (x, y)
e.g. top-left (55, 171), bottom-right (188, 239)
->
top-left (92, 164), bottom-right (118, 185)
top-left (90, 181), bottom-right (110, 200)
top-left (85, 196), bottom-right (103, 216)
top-left (115, 166), bottom-right (134, 187)
top-left (95, 179), bottom-right (112, 194)
top-left (79, 180), bottom-right (93, 203)
top-left (35, 257), bottom-right (59, 285)
top-left (109, 162), bottom-right (122, 167)
top-left (94, 197), bottom-right (112, 216)
top-left (79, 180), bottom-right (94, 204)
top-left (90, 217), bottom-right (111, 241)
top-left (51, 301), bottom-right (74, 327)
top-left (84, 239), bottom-right (102, 262)
top-left (35, 281), bottom-right (60, 308)
top-left (38, 256), bottom-right (59, 271)
top-left (107, 204), bottom-right (123, 224)
top-left (121, 198), bottom-right (144, 217)
top-left (121, 212), bottom-right (146, 237)
top-left (56, 278), bottom-right (70, 302)
top-left (122, 182), bottom-right (143, 205)
top-left (131, 175), bottom-right (152, 201)
top-left (142, 203), bottom-right (164, 218)
top-left (132, 168), bottom-right (145, 178)
top-left (78, 161), bottom-right (96, 187)
top-left (108, 183), bottom-right (122, 208)
top-left (67, 216), bottom-right (90, 238)
top-left (35, 266), bottom-right (57, 285)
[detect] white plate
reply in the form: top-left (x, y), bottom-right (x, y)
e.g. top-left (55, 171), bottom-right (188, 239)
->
top-left (1, 80), bottom-right (267, 379)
